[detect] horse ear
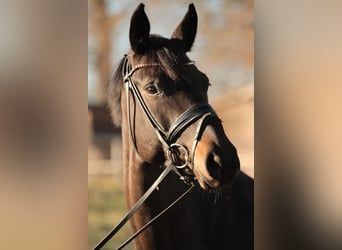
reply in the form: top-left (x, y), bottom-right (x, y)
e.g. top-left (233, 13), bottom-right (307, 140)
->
top-left (129, 3), bottom-right (150, 54)
top-left (171, 3), bottom-right (198, 52)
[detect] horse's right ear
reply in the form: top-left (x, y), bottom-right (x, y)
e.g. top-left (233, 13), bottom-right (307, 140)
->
top-left (129, 3), bottom-right (150, 54)
top-left (171, 3), bottom-right (198, 52)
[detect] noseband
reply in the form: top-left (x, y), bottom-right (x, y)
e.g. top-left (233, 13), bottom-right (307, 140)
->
top-left (122, 54), bottom-right (217, 184)
top-left (93, 55), bottom-right (218, 249)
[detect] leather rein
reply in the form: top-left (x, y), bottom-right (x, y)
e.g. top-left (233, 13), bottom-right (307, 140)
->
top-left (93, 55), bottom-right (218, 249)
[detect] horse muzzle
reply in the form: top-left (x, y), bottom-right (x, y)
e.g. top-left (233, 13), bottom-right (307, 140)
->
top-left (192, 124), bottom-right (240, 190)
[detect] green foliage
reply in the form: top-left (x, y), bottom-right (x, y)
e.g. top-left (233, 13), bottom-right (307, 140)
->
top-left (88, 176), bottom-right (133, 250)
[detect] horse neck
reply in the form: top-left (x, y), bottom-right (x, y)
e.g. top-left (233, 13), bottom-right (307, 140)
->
top-left (121, 124), bottom-right (201, 249)
top-left (120, 124), bottom-right (243, 250)
top-left (120, 122), bottom-right (163, 249)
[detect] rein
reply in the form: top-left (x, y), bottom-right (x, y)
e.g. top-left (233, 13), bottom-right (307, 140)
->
top-left (93, 55), bottom-right (218, 249)
top-left (93, 163), bottom-right (189, 250)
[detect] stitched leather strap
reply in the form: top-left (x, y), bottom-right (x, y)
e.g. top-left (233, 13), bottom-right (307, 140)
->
top-left (166, 104), bottom-right (216, 143)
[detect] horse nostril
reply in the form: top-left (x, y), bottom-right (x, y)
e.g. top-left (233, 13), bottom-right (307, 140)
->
top-left (206, 152), bottom-right (224, 179)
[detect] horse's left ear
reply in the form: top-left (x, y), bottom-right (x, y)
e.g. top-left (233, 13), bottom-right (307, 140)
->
top-left (171, 3), bottom-right (198, 52)
top-left (129, 3), bottom-right (150, 54)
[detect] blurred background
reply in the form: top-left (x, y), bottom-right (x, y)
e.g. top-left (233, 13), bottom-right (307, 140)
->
top-left (88, 0), bottom-right (253, 249)
top-left (0, 1), bottom-right (88, 249)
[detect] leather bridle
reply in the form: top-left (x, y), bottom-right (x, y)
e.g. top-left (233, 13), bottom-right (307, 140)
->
top-left (93, 55), bottom-right (218, 249)
top-left (123, 54), bottom-right (217, 182)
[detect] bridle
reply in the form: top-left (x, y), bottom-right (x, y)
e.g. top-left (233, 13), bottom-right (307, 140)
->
top-left (93, 55), bottom-right (218, 249)
top-left (123, 54), bottom-right (218, 181)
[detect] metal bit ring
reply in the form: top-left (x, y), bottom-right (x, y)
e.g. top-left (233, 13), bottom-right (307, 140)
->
top-left (167, 143), bottom-right (189, 169)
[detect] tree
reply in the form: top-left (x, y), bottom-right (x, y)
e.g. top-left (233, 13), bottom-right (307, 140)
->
top-left (89, 0), bottom-right (114, 105)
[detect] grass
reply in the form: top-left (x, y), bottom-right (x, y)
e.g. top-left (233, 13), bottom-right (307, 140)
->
top-left (88, 175), bottom-right (134, 250)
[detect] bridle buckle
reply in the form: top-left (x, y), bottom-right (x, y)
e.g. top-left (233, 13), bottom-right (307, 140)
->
top-left (167, 143), bottom-right (189, 169)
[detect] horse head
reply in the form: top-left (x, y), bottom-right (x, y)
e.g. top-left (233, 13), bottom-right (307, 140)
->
top-left (109, 3), bottom-right (239, 190)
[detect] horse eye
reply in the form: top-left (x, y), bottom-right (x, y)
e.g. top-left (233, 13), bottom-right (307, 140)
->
top-left (145, 85), bottom-right (158, 95)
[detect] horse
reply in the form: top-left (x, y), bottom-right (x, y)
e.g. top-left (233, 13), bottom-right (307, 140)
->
top-left (107, 3), bottom-right (253, 250)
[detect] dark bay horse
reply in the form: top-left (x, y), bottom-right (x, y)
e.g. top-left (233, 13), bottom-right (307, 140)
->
top-left (108, 3), bottom-right (253, 250)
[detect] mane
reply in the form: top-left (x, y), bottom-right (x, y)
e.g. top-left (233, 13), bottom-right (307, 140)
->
top-left (107, 35), bottom-right (209, 127)
top-left (142, 35), bottom-right (192, 82)
top-left (107, 57), bottom-right (125, 127)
